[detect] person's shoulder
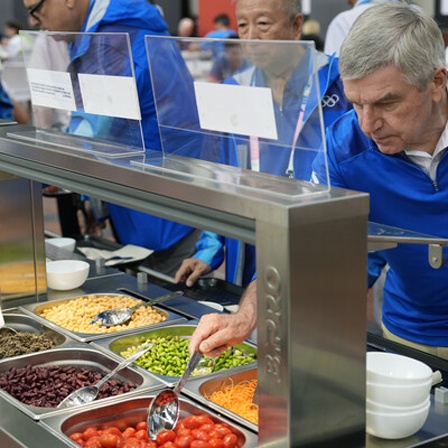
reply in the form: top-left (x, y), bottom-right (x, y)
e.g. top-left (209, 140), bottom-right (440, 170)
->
top-left (327, 111), bottom-right (375, 162)
top-left (225, 65), bottom-right (257, 86)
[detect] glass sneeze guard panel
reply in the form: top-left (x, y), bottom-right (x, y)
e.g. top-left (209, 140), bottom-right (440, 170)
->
top-left (8, 31), bottom-right (145, 158)
top-left (144, 36), bottom-right (330, 199)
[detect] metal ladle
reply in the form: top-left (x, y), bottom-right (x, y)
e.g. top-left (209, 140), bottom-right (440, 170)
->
top-left (91, 291), bottom-right (184, 327)
top-left (57, 343), bottom-right (153, 409)
top-left (147, 350), bottom-right (202, 439)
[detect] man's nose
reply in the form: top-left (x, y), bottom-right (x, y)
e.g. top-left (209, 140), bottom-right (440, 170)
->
top-left (359, 107), bottom-right (381, 134)
top-left (27, 15), bottom-right (40, 28)
top-left (244, 25), bottom-right (260, 40)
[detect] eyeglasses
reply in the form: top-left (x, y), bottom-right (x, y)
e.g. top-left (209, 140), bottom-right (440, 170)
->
top-left (26, 0), bottom-right (46, 19)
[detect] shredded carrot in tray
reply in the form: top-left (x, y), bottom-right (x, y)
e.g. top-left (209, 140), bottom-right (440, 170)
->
top-left (205, 378), bottom-right (258, 425)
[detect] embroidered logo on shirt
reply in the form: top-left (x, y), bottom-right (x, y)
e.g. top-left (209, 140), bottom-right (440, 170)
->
top-left (322, 94), bottom-right (340, 108)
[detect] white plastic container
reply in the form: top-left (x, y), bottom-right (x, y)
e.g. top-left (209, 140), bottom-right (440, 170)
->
top-left (366, 399), bottom-right (430, 439)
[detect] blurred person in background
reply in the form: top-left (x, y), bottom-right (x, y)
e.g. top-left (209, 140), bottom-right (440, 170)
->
top-left (0, 80), bottom-right (29, 124)
top-left (177, 17), bottom-right (199, 50)
top-left (201, 13), bottom-right (238, 59)
top-left (177, 17), bottom-right (198, 38)
top-left (207, 36), bottom-right (249, 83)
top-left (2, 20), bottom-right (33, 60)
top-left (301, 18), bottom-right (324, 51)
top-left (325, 0), bottom-right (395, 57)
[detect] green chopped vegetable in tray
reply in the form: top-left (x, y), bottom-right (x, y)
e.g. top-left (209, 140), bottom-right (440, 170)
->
top-left (120, 334), bottom-right (256, 377)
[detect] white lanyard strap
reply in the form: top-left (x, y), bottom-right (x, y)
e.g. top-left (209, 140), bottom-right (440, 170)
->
top-left (249, 76), bottom-right (313, 177)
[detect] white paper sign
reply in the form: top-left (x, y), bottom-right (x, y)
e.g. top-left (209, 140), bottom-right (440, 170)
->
top-left (302, 0), bottom-right (311, 15)
top-left (194, 82), bottom-right (278, 140)
top-left (78, 74), bottom-right (141, 120)
top-left (442, 0), bottom-right (448, 15)
top-left (27, 68), bottom-right (76, 111)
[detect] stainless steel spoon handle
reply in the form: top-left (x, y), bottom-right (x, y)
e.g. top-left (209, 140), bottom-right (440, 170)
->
top-left (174, 350), bottom-right (202, 395)
top-left (94, 342), bottom-right (153, 389)
top-left (130, 290), bottom-right (184, 311)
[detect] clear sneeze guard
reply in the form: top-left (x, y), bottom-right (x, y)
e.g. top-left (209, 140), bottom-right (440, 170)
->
top-left (144, 36), bottom-right (330, 198)
top-left (9, 31), bottom-right (145, 158)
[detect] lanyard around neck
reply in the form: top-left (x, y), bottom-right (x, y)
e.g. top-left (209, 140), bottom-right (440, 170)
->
top-left (249, 76), bottom-right (313, 178)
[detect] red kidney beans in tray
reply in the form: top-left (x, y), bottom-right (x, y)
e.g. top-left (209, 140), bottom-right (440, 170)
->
top-left (0, 364), bottom-right (137, 408)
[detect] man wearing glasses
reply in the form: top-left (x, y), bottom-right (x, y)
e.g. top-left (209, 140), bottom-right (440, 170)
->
top-left (23, 0), bottom-right (202, 276)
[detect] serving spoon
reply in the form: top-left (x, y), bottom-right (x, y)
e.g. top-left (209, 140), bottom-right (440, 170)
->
top-left (147, 350), bottom-right (202, 439)
top-left (57, 342), bottom-right (153, 409)
top-left (91, 290), bottom-right (184, 327)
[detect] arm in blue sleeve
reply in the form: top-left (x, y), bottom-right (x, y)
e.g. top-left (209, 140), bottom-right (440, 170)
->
top-left (194, 230), bottom-right (225, 270)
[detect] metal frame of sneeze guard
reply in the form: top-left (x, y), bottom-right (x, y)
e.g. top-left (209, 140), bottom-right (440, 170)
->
top-left (143, 36), bottom-right (331, 198)
top-left (8, 31), bottom-right (145, 158)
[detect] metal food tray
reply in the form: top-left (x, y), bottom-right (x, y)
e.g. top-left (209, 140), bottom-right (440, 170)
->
top-left (91, 323), bottom-right (257, 386)
top-left (0, 311), bottom-right (72, 358)
top-left (0, 345), bottom-right (165, 421)
top-left (40, 393), bottom-right (259, 447)
top-left (183, 366), bottom-right (258, 433)
top-left (19, 293), bottom-right (187, 342)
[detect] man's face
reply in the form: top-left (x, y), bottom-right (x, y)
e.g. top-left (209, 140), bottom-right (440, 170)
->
top-left (23, 0), bottom-right (81, 32)
top-left (344, 64), bottom-right (447, 155)
top-left (236, 0), bottom-right (303, 72)
top-left (236, 0), bottom-right (302, 41)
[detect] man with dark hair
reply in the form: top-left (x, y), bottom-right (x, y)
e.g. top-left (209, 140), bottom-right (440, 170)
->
top-left (202, 13), bottom-right (238, 58)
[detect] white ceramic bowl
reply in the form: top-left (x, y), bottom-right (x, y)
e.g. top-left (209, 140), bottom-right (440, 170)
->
top-left (46, 260), bottom-right (90, 291)
top-left (366, 397), bottom-right (430, 414)
top-left (366, 399), bottom-right (430, 439)
top-left (46, 237), bottom-right (76, 253)
top-left (367, 352), bottom-right (432, 385)
top-left (367, 378), bottom-right (432, 408)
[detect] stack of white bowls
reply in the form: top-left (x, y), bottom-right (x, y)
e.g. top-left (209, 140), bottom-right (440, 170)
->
top-left (366, 352), bottom-right (433, 440)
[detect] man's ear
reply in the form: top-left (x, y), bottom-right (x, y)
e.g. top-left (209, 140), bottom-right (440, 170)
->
top-left (293, 14), bottom-right (304, 40)
top-left (432, 66), bottom-right (447, 101)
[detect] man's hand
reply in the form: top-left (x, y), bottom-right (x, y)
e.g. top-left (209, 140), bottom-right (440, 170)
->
top-left (174, 258), bottom-right (212, 287)
top-left (189, 280), bottom-right (258, 356)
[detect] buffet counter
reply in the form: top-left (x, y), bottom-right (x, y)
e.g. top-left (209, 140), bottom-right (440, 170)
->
top-left (0, 122), bottom-right (369, 446)
top-left (2, 262), bottom-right (448, 446)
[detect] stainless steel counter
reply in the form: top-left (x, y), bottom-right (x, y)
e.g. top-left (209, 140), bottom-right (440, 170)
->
top-left (1, 269), bottom-right (448, 446)
top-left (0, 123), bottom-right (370, 446)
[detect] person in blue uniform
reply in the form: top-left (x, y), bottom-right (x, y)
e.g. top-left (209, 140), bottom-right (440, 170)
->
top-left (313, 2), bottom-right (448, 358)
top-left (24, 0), bottom-right (200, 275)
top-left (0, 82), bottom-right (15, 121)
top-left (175, 0), bottom-right (352, 288)
top-left (189, 2), bottom-right (448, 360)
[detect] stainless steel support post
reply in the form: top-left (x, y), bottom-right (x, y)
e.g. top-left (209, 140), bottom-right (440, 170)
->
top-left (256, 194), bottom-right (368, 447)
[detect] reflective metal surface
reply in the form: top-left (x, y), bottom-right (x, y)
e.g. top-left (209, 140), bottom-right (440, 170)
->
top-left (0, 173), bottom-right (46, 301)
top-left (41, 394), bottom-right (258, 447)
top-left (0, 345), bottom-right (164, 420)
top-left (0, 124), bottom-right (370, 446)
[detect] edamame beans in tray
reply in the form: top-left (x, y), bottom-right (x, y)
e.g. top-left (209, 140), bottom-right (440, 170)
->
top-left (91, 324), bottom-right (257, 383)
